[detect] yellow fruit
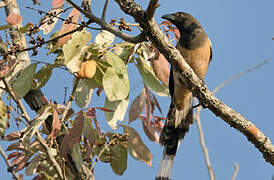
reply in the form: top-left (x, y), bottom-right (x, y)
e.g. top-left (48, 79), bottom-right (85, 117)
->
top-left (77, 60), bottom-right (97, 79)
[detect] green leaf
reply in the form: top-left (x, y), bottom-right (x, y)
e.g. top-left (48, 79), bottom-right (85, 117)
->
top-left (94, 30), bottom-right (115, 48)
top-left (83, 112), bottom-right (96, 144)
top-left (22, 105), bottom-right (52, 145)
top-left (103, 67), bottom-right (129, 101)
top-left (83, 78), bottom-right (99, 89)
top-left (32, 64), bottom-right (59, 90)
top-left (104, 98), bottom-right (129, 129)
top-left (0, 100), bottom-right (8, 137)
top-left (13, 63), bottom-right (37, 98)
top-left (71, 143), bottom-right (82, 172)
top-left (74, 79), bottom-right (93, 108)
top-left (102, 52), bottom-right (129, 101)
top-left (63, 29), bottom-right (91, 65)
top-left (110, 143), bottom-right (127, 175)
top-left (136, 57), bottom-right (169, 96)
top-left (121, 125), bottom-right (153, 167)
top-left (105, 52), bottom-right (127, 71)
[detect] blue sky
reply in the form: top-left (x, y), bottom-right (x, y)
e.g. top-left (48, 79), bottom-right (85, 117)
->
top-left (0, 0), bottom-right (274, 179)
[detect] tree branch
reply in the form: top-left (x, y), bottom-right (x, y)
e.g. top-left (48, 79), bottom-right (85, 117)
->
top-left (146, 0), bottom-right (160, 20)
top-left (66, 0), bottom-right (146, 43)
top-left (231, 163), bottom-right (239, 180)
top-left (194, 104), bottom-right (215, 180)
top-left (101, 0), bottom-right (109, 20)
top-left (113, 0), bottom-right (274, 165)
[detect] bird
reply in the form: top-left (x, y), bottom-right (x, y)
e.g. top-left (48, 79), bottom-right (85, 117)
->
top-left (156, 12), bottom-right (212, 180)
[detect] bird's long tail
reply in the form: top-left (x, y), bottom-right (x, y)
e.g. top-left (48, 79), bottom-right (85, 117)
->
top-left (156, 95), bottom-right (193, 180)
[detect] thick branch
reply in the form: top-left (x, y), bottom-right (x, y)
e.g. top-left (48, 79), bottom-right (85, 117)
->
top-left (113, 0), bottom-right (274, 165)
top-left (66, 0), bottom-right (146, 43)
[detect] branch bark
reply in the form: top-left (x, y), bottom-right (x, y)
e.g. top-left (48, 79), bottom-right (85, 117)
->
top-left (112, 0), bottom-right (274, 165)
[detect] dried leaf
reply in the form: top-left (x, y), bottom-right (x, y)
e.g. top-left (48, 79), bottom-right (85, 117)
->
top-left (4, 131), bottom-right (22, 141)
top-left (150, 50), bottom-right (170, 86)
top-left (121, 125), bottom-right (153, 167)
top-left (142, 121), bottom-right (159, 142)
top-left (57, 8), bottom-right (80, 46)
top-left (6, 141), bottom-right (24, 151)
top-left (52, 0), bottom-right (64, 8)
top-left (151, 94), bottom-right (162, 114)
top-left (60, 111), bottom-right (84, 158)
top-left (128, 89), bottom-right (145, 124)
top-left (51, 104), bottom-right (60, 138)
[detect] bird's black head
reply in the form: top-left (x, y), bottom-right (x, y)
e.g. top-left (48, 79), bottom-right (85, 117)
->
top-left (162, 12), bottom-right (207, 49)
top-left (162, 12), bottom-right (201, 33)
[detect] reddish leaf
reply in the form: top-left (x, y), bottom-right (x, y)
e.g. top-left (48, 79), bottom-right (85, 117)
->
top-left (144, 87), bottom-right (152, 126)
top-left (5, 132), bottom-right (22, 141)
top-left (60, 111), bottom-right (84, 158)
top-left (52, 0), bottom-right (64, 8)
top-left (150, 50), bottom-right (170, 86)
top-left (128, 89), bottom-right (145, 124)
top-left (7, 152), bottom-right (21, 160)
top-left (142, 120), bottom-right (159, 142)
top-left (51, 105), bottom-right (60, 138)
top-left (6, 142), bottom-right (24, 151)
top-left (57, 8), bottom-right (80, 46)
top-left (95, 107), bottom-right (114, 112)
top-left (6, 13), bottom-right (22, 25)
top-left (11, 153), bottom-right (25, 166)
top-left (14, 159), bottom-right (26, 172)
top-left (151, 94), bottom-right (162, 114)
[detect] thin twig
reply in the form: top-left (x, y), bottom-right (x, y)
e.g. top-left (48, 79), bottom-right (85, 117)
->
top-left (90, 137), bottom-right (117, 171)
top-left (213, 59), bottom-right (270, 94)
top-left (1, 25), bottom-right (86, 57)
top-left (1, 77), bottom-right (31, 123)
top-left (66, 0), bottom-right (146, 43)
top-left (231, 163), bottom-right (239, 180)
top-left (61, 77), bottom-right (80, 123)
top-left (101, 0), bottom-right (109, 20)
top-left (194, 103), bottom-right (215, 180)
top-left (26, 6), bottom-right (100, 30)
top-left (0, 145), bottom-right (21, 180)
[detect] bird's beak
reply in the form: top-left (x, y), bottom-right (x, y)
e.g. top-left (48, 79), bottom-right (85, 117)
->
top-left (161, 14), bottom-right (176, 21)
